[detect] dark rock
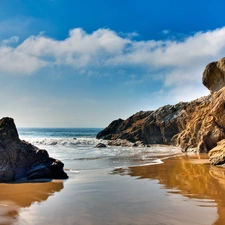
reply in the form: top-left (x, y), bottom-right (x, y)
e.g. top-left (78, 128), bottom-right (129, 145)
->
top-left (97, 103), bottom-right (190, 146)
top-left (95, 143), bottom-right (107, 148)
top-left (27, 158), bottom-right (68, 180)
top-left (133, 141), bottom-right (145, 147)
top-left (96, 118), bottom-right (124, 140)
top-left (208, 140), bottom-right (225, 165)
top-left (0, 117), bottom-right (68, 182)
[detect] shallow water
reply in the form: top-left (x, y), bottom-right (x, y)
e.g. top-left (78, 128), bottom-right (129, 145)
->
top-left (1, 155), bottom-right (225, 225)
top-left (1, 128), bottom-right (224, 224)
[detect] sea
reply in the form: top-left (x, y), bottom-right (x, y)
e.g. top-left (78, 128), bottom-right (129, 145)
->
top-left (18, 127), bottom-right (182, 173)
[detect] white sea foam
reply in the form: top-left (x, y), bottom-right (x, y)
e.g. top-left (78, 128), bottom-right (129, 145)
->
top-left (20, 134), bottom-right (183, 170)
top-left (129, 159), bottom-right (164, 167)
top-left (21, 137), bottom-right (105, 147)
top-left (66, 169), bottom-right (80, 173)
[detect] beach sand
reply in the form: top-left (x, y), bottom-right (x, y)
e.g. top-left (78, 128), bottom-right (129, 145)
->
top-left (1, 154), bottom-right (225, 225)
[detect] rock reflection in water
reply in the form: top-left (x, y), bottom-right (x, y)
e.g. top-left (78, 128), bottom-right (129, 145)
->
top-left (127, 154), bottom-right (225, 225)
top-left (0, 181), bottom-right (64, 225)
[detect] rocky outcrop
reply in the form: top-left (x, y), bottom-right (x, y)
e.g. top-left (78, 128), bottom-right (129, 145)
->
top-left (97, 96), bottom-right (213, 152)
top-left (97, 106), bottom-right (188, 145)
top-left (173, 89), bottom-right (225, 153)
top-left (97, 57), bottom-right (225, 164)
top-left (0, 117), bottom-right (68, 182)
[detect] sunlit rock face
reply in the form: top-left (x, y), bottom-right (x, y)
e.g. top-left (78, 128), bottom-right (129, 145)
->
top-left (202, 57), bottom-right (225, 94)
top-left (0, 117), bottom-right (68, 182)
top-left (208, 140), bottom-right (225, 165)
top-left (97, 57), bottom-right (225, 163)
top-left (174, 89), bottom-right (225, 153)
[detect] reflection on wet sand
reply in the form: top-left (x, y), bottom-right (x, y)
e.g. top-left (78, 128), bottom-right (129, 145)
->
top-left (127, 154), bottom-right (225, 225)
top-left (0, 181), bottom-right (64, 225)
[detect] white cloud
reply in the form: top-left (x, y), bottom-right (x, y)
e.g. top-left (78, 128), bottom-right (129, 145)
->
top-left (12, 28), bottom-right (129, 70)
top-left (165, 84), bottom-right (210, 103)
top-left (0, 45), bottom-right (46, 74)
top-left (1, 36), bottom-right (19, 45)
top-left (2, 26), bottom-right (225, 127)
top-left (1, 26), bottom-right (225, 100)
top-left (162, 30), bottom-right (170, 35)
top-left (110, 27), bottom-right (225, 69)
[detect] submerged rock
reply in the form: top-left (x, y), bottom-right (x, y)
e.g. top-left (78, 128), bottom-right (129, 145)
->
top-left (97, 57), bottom-right (225, 162)
top-left (95, 143), bottom-right (107, 148)
top-left (0, 117), bottom-right (68, 182)
top-left (107, 139), bottom-right (134, 147)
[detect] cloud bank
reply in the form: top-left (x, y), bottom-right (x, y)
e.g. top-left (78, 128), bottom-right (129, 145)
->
top-left (1, 27), bottom-right (225, 101)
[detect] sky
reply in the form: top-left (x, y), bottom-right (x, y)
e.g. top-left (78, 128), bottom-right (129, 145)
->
top-left (1, 0), bottom-right (225, 127)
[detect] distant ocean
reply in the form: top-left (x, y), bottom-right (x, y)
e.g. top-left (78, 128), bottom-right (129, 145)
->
top-left (18, 127), bottom-right (182, 173)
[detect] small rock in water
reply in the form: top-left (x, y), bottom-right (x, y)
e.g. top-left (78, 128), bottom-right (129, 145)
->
top-left (133, 141), bottom-right (145, 147)
top-left (95, 143), bottom-right (107, 148)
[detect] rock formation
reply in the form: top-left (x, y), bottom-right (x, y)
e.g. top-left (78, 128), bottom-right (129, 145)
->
top-left (202, 57), bottom-right (225, 93)
top-left (0, 117), bottom-right (68, 182)
top-left (208, 140), bottom-right (225, 165)
top-left (95, 143), bottom-right (107, 148)
top-left (97, 57), bottom-right (225, 165)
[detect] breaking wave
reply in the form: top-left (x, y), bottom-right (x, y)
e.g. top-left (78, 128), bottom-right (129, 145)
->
top-left (22, 137), bottom-right (104, 147)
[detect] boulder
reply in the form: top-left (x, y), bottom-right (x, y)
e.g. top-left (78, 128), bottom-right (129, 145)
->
top-left (95, 143), bottom-right (107, 148)
top-left (202, 57), bottom-right (225, 93)
top-left (107, 139), bottom-right (134, 147)
top-left (0, 117), bottom-right (68, 182)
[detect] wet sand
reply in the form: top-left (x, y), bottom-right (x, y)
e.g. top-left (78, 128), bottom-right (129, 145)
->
top-left (1, 154), bottom-right (225, 225)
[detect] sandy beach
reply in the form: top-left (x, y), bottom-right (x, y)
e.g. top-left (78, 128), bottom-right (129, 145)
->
top-left (0, 154), bottom-right (224, 225)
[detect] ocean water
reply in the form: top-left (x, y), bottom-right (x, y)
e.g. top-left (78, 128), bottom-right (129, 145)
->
top-left (18, 127), bottom-right (182, 173)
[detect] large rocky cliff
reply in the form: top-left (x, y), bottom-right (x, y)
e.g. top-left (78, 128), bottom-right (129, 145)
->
top-left (97, 57), bottom-right (225, 164)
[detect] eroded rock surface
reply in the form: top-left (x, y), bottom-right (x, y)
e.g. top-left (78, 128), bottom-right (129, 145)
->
top-left (0, 117), bottom-right (68, 182)
top-left (97, 57), bottom-right (225, 164)
top-left (208, 140), bottom-right (225, 165)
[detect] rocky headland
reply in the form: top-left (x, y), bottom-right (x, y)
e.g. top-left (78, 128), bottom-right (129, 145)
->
top-left (97, 57), bottom-right (225, 165)
top-left (0, 117), bottom-right (68, 182)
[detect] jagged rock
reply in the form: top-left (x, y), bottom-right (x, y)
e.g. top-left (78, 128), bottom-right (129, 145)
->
top-left (96, 118), bottom-right (124, 140)
top-left (97, 99), bottom-right (208, 150)
top-left (133, 141), bottom-right (146, 147)
top-left (97, 57), bottom-right (225, 158)
top-left (0, 117), bottom-right (68, 182)
top-left (95, 143), bottom-right (107, 148)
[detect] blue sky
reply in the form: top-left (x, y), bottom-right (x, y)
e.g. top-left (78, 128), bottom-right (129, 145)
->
top-left (1, 0), bottom-right (225, 127)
